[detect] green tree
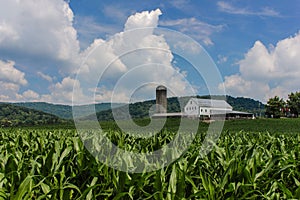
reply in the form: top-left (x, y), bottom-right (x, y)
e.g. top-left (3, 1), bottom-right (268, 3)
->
top-left (287, 91), bottom-right (300, 117)
top-left (266, 96), bottom-right (285, 118)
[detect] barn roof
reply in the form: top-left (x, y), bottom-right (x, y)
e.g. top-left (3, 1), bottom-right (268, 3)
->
top-left (189, 98), bottom-right (232, 109)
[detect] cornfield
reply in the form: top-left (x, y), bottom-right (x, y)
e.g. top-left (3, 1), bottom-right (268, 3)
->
top-left (0, 120), bottom-right (300, 199)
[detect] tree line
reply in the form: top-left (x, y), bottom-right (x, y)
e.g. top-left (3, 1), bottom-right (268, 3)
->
top-left (266, 92), bottom-right (300, 118)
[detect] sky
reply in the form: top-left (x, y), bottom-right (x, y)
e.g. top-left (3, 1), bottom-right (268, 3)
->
top-left (0, 0), bottom-right (299, 104)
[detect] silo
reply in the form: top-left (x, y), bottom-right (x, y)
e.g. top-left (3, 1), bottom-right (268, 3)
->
top-left (156, 85), bottom-right (167, 113)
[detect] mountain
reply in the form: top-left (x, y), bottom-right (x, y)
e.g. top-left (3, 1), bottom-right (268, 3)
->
top-left (82, 95), bottom-right (265, 121)
top-left (6, 95), bottom-right (264, 123)
top-left (14, 102), bottom-right (71, 119)
top-left (13, 102), bottom-right (124, 119)
top-left (0, 103), bottom-right (66, 127)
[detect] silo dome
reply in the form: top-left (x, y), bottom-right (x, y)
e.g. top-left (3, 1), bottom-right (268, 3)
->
top-left (156, 85), bottom-right (167, 91)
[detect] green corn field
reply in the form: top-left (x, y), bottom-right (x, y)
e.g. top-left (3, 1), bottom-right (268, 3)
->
top-left (0, 119), bottom-right (300, 199)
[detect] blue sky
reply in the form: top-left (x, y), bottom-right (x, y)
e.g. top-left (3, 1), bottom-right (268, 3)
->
top-left (0, 0), bottom-right (299, 104)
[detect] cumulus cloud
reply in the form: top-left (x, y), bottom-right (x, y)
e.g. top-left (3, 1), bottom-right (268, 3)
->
top-left (125, 9), bottom-right (162, 31)
top-left (0, 4), bottom-right (196, 104)
top-left (0, 60), bottom-right (27, 85)
top-left (76, 8), bottom-right (194, 103)
top-left (0, 0), bottom-right (80, 73)
top-left (221, 31), bottom-right (300, 102)
top-left (21, 90), bottom-right (40, 100)
top-left (0, 0), bottom-right (85, 103)
top-left (0, 81), bottom-right (21, 101)
top-left (0, 60), bottom-right (33, 102)
top-left (42, 77), bottom-right (87, 104)
top-left (0, 82), bottom-right (41, 102)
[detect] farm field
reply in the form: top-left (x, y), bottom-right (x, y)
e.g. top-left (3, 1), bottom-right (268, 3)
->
top-left (0, 118), bottom-right (299, 199)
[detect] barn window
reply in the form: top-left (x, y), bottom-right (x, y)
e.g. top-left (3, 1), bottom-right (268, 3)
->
top-left (205, 109), bottom-right (207, 112)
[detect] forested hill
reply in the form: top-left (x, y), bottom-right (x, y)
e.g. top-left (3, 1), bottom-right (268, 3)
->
top-left (0, 103), bottom-right (65, 127)
top-left (13, 102), bottom-right (124, 119)
top-left (3, 95), bottom-right (264, 124)
top-left (14, 102), bottom-right (72, 119)
top-left (83, 95), bottom-right (265, 121)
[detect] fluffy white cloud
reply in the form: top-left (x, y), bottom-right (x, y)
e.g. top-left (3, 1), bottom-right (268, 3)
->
top-left (0, 0), bottom-right (80, 72)
top-left (125, 9), bottom-right (162, 31)
top-left (0, 60), bottom-right (33, 101)
top-left (0, 60), bottom-right (27, 85)
top-left (0, 82), bottom-right (41, 102)
top-left (21, 90), bottom-right (40, 100)
top-left (0, 5), bottom-right (197, 104)
top-left (42, 77), bottom-right (87, 104)
top-left (221, 31), bottom-right (300, 102)
top-left (76, 9), bottom-right (194, 103)
top-left (0, 81), bottom-right (20, 101)
top-left (0, 0), bottom-right (84, 103)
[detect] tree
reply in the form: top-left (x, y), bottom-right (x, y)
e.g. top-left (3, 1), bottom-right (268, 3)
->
top-left (287, 92), bottom-right (300, 117)
top-left (266, 96), bottom-right (285, 118)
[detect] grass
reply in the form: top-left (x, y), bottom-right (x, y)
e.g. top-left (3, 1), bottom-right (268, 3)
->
top-left (0, 118), bottom-right (299, 199)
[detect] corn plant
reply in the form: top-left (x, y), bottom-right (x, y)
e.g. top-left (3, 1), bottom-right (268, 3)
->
top-left (0, 119), bottom-right (299, 199)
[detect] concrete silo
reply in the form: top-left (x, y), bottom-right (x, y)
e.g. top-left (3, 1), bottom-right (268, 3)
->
top-left (156, 85), bottom-right (167, 113)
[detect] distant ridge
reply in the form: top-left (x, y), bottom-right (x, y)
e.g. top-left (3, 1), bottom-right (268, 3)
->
top-left (13, 102), bottom-right (124, 119)
top-left (14, 102), bottom-right (72, 119)
top-left (0, 103), bottom-right (65, 127)
top-left (82, 95), bottom-right (265, 121)
top-left (4, 95), bottom-right (264, 122)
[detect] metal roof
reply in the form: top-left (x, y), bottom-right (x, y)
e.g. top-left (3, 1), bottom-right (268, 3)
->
top-left (152, 112), bottom-right (183, 117)
top-left (190, 98), bottom-right (232, 109)
top-left (210, 110), bottom-right (252, 115)
top-left (151, 112), bottom-right (184, 118)
top-left (227, 110), bottom-right (253, 115)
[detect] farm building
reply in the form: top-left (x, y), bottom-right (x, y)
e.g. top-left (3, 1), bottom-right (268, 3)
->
top-left (151, 86), bottom-right (253, 120)
top-left (184, 98), bottom-right (253, 119)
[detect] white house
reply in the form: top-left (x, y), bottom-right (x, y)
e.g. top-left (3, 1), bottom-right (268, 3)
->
top-left (184, 98), bottom-right (233, 118)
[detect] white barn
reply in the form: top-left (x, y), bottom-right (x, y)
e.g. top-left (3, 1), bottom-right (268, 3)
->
top-left (184, 98), bottom-right (253, 119)
top-left (184, 98), bottom-right (232, 118)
